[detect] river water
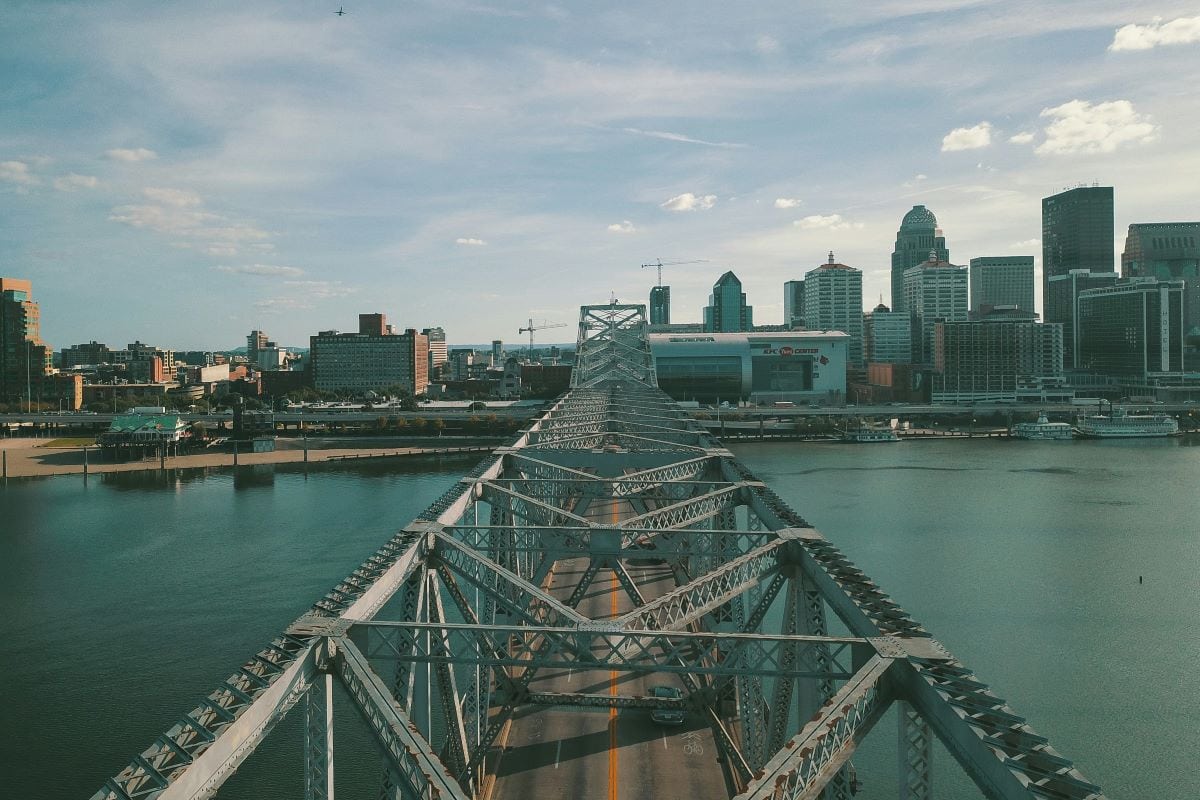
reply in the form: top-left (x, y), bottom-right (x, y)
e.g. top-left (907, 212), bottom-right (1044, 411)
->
top-left (1, 439), bottom-right (1196, 798)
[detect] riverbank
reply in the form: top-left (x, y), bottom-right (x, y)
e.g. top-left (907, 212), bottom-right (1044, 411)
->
top-left (0, 437), bottom-right (495, 479)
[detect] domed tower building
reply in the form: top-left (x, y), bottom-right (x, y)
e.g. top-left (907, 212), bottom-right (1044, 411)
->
top-left (891, 205), bottom-right (949, 313)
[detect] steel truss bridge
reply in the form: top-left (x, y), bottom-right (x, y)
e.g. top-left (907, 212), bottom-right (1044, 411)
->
top-left (90, 303), bottom-right (1104, 800)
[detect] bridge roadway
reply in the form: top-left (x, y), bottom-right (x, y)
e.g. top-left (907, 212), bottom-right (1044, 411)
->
top-left (492, 495), bottom-right (727, 800)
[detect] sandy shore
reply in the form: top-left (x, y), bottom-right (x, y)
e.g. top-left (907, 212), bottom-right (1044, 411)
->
top-left (0, 437), bottom-right (493, 478)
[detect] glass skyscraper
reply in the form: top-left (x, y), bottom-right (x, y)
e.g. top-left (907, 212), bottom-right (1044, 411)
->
top-left (1042, 185), bottom-right (1115, 294)
top-left (649, 285), bottom-right (671, 325)
top-left (703, 271), bottom-right (753, 332)
top-left (1122, 222), bottom-right (1200, 334)
top-left (969, 256), bottom-right (1035, 317)
top-left (891, 205), bottom-right (949, 313)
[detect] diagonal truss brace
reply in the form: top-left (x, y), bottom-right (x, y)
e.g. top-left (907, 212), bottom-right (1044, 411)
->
top-left (736, 655), bottom-right (895, 800)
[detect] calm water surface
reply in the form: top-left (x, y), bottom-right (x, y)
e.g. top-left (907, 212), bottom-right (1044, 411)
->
top-left (1, 440), bottom-right (1197, 798)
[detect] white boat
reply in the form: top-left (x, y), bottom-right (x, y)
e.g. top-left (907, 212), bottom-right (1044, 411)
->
top-left (1074, 407), bottom-right (1179, 439)
top-left (841, 426), bottom-right (900, 443)
top-left (1011, 412), bottom-right (1073, 440)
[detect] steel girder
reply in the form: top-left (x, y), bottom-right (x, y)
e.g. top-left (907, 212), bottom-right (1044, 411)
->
top-left (351, 621), bottom-right (867, 682)
top-left (614, 539), bottom-right (786, 631)
top-left (336, 637), bottom-right (470, 800)
top-left (735, 656), bottom-right (895, 800)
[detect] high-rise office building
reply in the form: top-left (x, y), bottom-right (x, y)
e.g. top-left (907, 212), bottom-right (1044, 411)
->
top-left (1046, 269), bottom-right (1119, 369)
top-left (1122, 222), bottom-right (1200, 334)
top-left (359, 313), bottom-right (388, 337)
top-left (933, 317), bottom-right (1064, 403)
top-left (1, 277), bottom-right (52, 404)
top-left (491, 340), bottom-right (503, 366)
top-left (783, 280), bottom-right (805, 329)
top-left (863, 302), bottom-right (912, 364)
top-left (649, 285), bottom-right (671, 325)
top-left (247, 330), bottom-right (270, 353)
top-left (803, 253), bottom-right (863, 365)
top-left (310, 324), bottom-right (429, 394)
top-left (902, 255), bottom-right (968, 364)
top-left (891, 205), bottom-right (949, 313)
top-left (703, 271), bottom-right (753, 332)
top-left (1042, 184), bottom-right (1115, 292)
top-left (60, 340), bottom-right (112, 369)
top-left (1077, 279), bottom-right (1186, 380)
top-left (422, 327), bottom-right (448, 375)
top-left (969, 256), bottom-right (1035, 317)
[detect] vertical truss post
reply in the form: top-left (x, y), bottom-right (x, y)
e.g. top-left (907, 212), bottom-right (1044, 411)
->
top-left (305, 672), bottom-right (335, 800)
top-left (379, 572), bottom-right (425, 800)
top-left (898, 700), bottom-right (933, 799)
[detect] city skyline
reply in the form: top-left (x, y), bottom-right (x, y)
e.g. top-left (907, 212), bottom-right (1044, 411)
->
top-left (3, 3), bottom-right (1200, 348)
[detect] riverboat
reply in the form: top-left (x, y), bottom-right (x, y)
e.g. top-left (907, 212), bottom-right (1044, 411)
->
top-left (1074, 407), bottom-right (1179, 439)
top-left (1011, 412), bottom-right (1073, 440)
top-left (841, 426), bottom-right (900, 443)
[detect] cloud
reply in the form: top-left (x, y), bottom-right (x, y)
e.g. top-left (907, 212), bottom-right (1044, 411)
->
top-left (1008, 131), bottom-right (1035, 145)
top-left (455, 237), bottom-right (487, 246)
top-left (0, 161), bottom-right (40, 186)
top-left (774, 198), bottom-right (801, 209)
top-left (941, 122), bottom-right (993, 152)
top-left (216, 263), bottom-right (303, 277)
top-left (1036, 100), bottom-right (1158, 155)
top-left (660, 192), bottom-right (717, 212)
top-left (53, 173), bottom-right (99, 191)
top-left (1110, 15), bottom-right (1200, 51)
top-left (793, 214), bottom-right (863, 231)
top-left (106, 148), bottom-right (158, 162)
top-left (622, 127), bottom-right (746, 149)
top-left (143, 186), bottom-right (202, 207)
top-left (109, 188), bottom-right (270, 257)
top-left (283, 279), bottom-right (355, 299)
top-left (755, 35), bottom-right (781, 55)
top-left (1012, 238), bottom-right (1041, 249)
top-left (606, 220), bottom-right (637, 233)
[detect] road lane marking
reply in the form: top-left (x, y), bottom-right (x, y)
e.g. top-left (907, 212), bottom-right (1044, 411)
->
top-left (662, 730), bottom-right (668, 750)
top-left (555, 739), bottom-right (562, 769)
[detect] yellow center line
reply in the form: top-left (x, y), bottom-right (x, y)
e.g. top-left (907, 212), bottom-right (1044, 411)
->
top-left (608, 498), bottom-right (620, 800)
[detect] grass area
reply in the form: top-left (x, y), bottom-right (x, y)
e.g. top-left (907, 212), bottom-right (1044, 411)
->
top-left (44, 437), bottom-right (97, 448)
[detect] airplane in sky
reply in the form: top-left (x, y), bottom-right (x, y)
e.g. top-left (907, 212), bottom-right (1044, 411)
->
top-left (334, 7), bottom-right (347, 15)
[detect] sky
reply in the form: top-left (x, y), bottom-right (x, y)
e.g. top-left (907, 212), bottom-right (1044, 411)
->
top-left (3, 1), bottom-right (1200, 349)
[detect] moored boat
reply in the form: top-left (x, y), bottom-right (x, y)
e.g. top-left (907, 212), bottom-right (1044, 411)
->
top-left (1074, 407), bottom-right (1179, 438)
top-left (841, 426), bottom-right (900, 443)
top-left (1012, 412), bottom-right (1073, 440)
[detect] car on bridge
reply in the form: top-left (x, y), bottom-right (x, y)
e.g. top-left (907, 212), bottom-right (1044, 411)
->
top-left (650, 685), bottom-right (686, 724)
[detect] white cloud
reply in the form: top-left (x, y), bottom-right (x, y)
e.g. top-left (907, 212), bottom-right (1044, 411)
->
top-left (793, 214), bottom-right (863, 231)
top-left (941, 122), bottom-right (993, 152)
top-left (622, 127), bottom-right (746, 149)
top-left (606, 220), bottom-right (637, 233)
top-left (456, 237), bottom-right (487, 246)
top-left (53, 173), bottom-right (99, 191)
top-left (106, 147), bottom-right (158, 162)
top-left (1012, 238), bottom-right (1041, 249)
top-left (774, 197), bottom-right (801, 209)
top-left (0, 161), bottom-right (40, 186)
top-left (1008, 131), bottom-right (1035, 145)
top-left (109, 188), bottom-right (270, 257)
top-left (283, 279), bottom-right (355, 299)
top-left (660, 192), bottom-right (717, 212)
top-left (216, 263), bottom-right (304, 277)
top-left (1036, 100), bottom-right (1158, 155)
top-left (1110, 15), bottom-right (1200, 51)
top-left (755, 35), bottom-right (781, 55)
top-left (143, 186), bottom-right (202, 207)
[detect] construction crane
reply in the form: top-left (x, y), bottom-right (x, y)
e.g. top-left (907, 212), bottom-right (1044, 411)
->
top-left (640, 258), bottom-right (708, 287)
top-left (518, 318), bottom-right (568, 358)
